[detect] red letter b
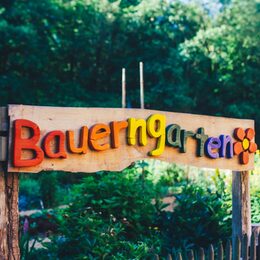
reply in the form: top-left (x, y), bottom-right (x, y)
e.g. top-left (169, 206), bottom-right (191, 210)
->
top-left (13, 119), bottom-right (44, 167)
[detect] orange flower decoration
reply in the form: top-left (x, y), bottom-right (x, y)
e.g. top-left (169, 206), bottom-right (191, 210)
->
top-left (233, 128), bottom-right (258, 164)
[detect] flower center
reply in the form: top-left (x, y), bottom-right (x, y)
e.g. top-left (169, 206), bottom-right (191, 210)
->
top-left (242, 138), bottom-right (250, 150)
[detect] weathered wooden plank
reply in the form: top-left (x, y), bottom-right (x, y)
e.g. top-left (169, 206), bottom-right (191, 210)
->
top-left (252, 224), bottom-right (260, 234)
top-left (225, 240), bottom-right (232, 260)
top-left (0, 136), bottom-right (7, 161)
top-left (166, 254), bottom-right (172, 260)
top-left (187, 250), bottom-right (194, 260)
top-left (233, 236), bottom-right (241, 260)
top-left (0, 165), bottom-right (7, 259)
top-left (8, 105), bottom-right (255, 173)
top-left (257, 233), bottom-right (260, 260)
top-left (217, 242), bottom-right (223, 260)
top-left (232, 171), bottom-right (251, 250)
top-left (0, 107), bottom-right (7, 162)
top-left (242, 234), bottom-right (249, 260)
top-left (250, 232), bottom-right (256, 260)
top-left (208, 244), bottom-right (214, 260)
top-left (176, 252), bottom-right (182, 260)
top-left (198, 247), bottom-right (205, 260)
top-left (0, 107), bottom-right (8, 258)
top-left (0, 107), bottom-right (8, 132)
top-left (0, 166), bottom-right (20, 259)
top-left (6, 171), bottom-right (20, 260)
top-left (0, 107), bottom-right (20, 259)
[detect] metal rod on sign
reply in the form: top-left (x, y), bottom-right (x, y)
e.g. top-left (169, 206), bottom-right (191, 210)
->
top-left (122, 68), bottom-right (126, 108)
top-left (139, 62), bottom-right (144, 109)
top-left (139, 62), bottom-right (146, 185)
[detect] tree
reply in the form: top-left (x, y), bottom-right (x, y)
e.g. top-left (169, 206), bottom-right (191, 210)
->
top-left (0, 0), bottom-right (259, 140)
top-left (180, 0), bottom-right (260, 142)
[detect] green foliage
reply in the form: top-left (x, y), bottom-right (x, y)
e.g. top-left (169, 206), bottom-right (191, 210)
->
top-left (7, 0), bottom-right (259, 256)
top-left (250, 167), bottom-right (260, 223)
top-left (18, 162), bottom-right (260, 258)
top-left (1, 0), bottom-right (259, 139)
top-left (44, 168), bottom-right (162, 258)
top-left (20, 178), bottom-right (41, 198)
top-left (48, 211), bottom-right (160, 259)
top-left (251, 194), bottom-right (260, 223)
top-left (155, 189), bottom-right (231, 255)
top-left (65, 169), bottom-right (158, 238)
top-left (154, 164), bottom-right (187, 196)
top-left (0, 0), bottom-right (205, 108)
top-left (180, 0), bottom-right (260, 142)
top-left (39, 173), bottom-right (58, 208)
top-left (20, 233), bottom-right (38, 260)
top-left (21, 165), bottom-right (232, 258)
top-left (19, 176), bottom-right (42, 210)
top-left (20, 172), bottom-right (72, 210)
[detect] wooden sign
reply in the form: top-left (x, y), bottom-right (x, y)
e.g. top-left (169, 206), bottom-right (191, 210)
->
top-left (8, 105), bottom-right (257, 173)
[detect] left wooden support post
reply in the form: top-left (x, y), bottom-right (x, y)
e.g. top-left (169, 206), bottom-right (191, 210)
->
top-left (0, 107), bottom-right (20, 260)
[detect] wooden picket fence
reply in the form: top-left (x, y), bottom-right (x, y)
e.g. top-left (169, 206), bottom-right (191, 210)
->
top-left (154, 232), bottom-right (260, 260)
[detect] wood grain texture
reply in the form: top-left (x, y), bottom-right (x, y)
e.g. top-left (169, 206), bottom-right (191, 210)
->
top-left (232, 171), bottom-right (251, 252)
top-left (5, 172), bottom-right (20, 260)
top-left (0, 107), bottom-right (7, 162)
top-left (0, 137), bottom-right (7, 162)
top-left (242, 234), bottom-right (249, 260)
top-left (0, 107), bottom-right (8, 259)
top-left (208, 244), bottom-right (214, 260)
top-left (225, 240), bottom-right (232, 260)
top-left (217, 242), bottom-right (223, 260)
top-left (0, 106), bottom-right (20, 260)
top-left (0, 166), bottom-right (8, 259)
top-left (8, 105), bottom-right (255, 173)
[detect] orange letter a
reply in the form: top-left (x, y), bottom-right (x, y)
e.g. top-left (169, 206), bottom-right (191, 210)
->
top-left (13, 119), bottom-right (44, 167)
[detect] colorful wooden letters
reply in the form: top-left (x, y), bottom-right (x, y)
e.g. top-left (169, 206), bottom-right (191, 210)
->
top-left (9, 106), bottom-right (257, 171)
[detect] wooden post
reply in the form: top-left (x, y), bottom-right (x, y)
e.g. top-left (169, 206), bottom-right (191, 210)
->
top-left (232, 171), bottom-right (251, 250)
top-left (0, 107), bottom-right (20, 260)
top-left (122, 68), bottom-right (126, 109)
top-left (139, 61), bottom-right (144, 109)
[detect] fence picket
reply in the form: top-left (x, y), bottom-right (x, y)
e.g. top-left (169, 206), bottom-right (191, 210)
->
top-left (162, 233), bottom-right (260, 260)
top-left (208, 244), bottom-right (214, 260)
top-left (241, 233), bottom-right (248, 260)
top-left (225, 240), bottom-right (232, 260)
top-left (217, 241), bottom-right (223, 260)
top-left (187, 249), bottom-right (194, 260)
top-left (257, 233), bottom-right (260, 260)
top-left (233, 235), bottom-right (241, 260)
top-left (176, 252), bottom-right (182, 260)
top-left (198, 247), bottom-right (205, 260)
top-left (250, 232), bottom-right (256, 260)
top-left (166, 254), bottom-right (172, 260)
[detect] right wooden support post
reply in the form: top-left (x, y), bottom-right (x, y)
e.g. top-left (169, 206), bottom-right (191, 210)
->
top-left (232, 171), bottom-right (251, 252)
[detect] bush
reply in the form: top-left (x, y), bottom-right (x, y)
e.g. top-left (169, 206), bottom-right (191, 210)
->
top-left (20, 163), bottom-right (236, 258)
top-left (250, 168), bottom-right (260, 223)
top-left (48, 168), bottom-right (162, 259)
top-left (158, 177), bottom-right (231, 252)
